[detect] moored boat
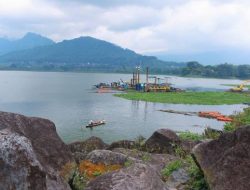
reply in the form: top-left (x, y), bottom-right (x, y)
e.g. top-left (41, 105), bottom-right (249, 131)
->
top-left (86, 120), bottom-right (106, 128)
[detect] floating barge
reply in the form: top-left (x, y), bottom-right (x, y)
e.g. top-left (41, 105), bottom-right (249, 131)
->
top-left (94, 67), bottom-right (184, 93)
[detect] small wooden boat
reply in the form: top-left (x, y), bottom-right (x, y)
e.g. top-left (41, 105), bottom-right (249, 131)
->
top-left (97, 88), bottom-right (112, 93)
top-left (86, 120), bottom-right (106, 128)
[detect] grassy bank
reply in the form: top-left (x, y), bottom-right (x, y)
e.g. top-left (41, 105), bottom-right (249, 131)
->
top-left (115, 91), bottom-right (250, 105)
top-left (224, 107), bottom-right (250, 131)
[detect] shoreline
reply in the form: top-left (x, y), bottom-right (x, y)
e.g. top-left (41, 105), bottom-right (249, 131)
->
top-left (0, 69), bottom-right (247, 80)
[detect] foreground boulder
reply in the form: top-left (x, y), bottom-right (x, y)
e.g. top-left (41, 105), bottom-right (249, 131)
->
top-left (193, 125), bottom-right (250, 190)
top-left (145, 129), bottom-right (180, 154)
top-left (85, 163), bottom-right (169, 190)
top-left (0, 111), bottom-right (74, 190)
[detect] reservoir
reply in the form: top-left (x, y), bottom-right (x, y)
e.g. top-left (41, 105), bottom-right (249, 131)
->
top-left (0, 71), bottom-right (247, 143)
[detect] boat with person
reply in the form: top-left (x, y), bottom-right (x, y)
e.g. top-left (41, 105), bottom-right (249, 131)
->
top-left (86, 120), bottom-right (106, 128)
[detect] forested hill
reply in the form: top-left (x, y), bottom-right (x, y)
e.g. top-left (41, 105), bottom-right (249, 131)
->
top-left (0, 34), bottom-right (248, 78)
top-left (0, 36), bottom-right (185, 73)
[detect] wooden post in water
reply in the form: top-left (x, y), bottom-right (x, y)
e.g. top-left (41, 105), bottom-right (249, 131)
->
top-left (132, 72), bottom-right (135, 86)
top-left (132, 72), bottom-right (134, 86)
top-left (138, 67), bottom-right (140, 84)
top-left (146, 67), bottom-right (149, 91)
top-left (135, 68), bottom-right (138, 84)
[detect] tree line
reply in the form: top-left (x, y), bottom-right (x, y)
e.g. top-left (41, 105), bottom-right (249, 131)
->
top-left (180, 62), bottom-right (250, 79)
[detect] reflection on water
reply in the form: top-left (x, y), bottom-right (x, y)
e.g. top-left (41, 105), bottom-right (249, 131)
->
top-left (0, 71), bottom-right (247, 143)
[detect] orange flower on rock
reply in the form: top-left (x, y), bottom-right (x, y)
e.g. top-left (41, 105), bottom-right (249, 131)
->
top-left (79, 160), bottom-right (122, 179)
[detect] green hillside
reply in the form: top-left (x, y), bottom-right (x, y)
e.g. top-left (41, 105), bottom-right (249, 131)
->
top-left (0, 36), bottom-right (185, 73)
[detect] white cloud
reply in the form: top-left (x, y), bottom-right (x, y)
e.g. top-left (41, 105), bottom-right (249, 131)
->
top-left (0, 0), bottom-right (250, 55)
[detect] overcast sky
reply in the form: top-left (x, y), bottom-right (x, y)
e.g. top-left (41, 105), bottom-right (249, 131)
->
top-left (0, 0), bottom-right (250, 58)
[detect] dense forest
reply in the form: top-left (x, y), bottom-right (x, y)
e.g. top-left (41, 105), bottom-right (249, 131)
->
top-left (181, 62), bottom-right (250, 79)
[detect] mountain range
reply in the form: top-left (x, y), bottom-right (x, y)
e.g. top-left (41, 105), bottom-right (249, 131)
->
top-left (0, 33), bottom-right (185, 73)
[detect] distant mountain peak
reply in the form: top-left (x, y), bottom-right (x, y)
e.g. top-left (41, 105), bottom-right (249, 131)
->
top-left (21, 32), bottom-right (54, 43)
top-left (61, 36), bottom-right (119, 48)
top-left (22, 32), bottom-right (42, 39)
top-left (0, 32), bottom-right (55, 55)
top-left (71, 36), bottom-right (107, 42)
top-left (78, 36), bottom-right (94, 39)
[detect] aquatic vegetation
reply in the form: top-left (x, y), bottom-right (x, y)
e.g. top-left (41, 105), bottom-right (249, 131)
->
top-left (115, 91), bottom-right (250, 105)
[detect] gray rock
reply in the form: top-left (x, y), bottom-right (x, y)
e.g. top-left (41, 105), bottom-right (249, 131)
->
top-left (72, 152), bottom-right (87, 163)
top-left (145, 129), bottom-right (180, 154)
top-left (0, 111), bottom-right (74, 190)
top-left (85, 163), bottom-right (169, 190)
top-left (193, 125), bottom-right (250, 190)
top-left (180, 140), bottom-right (201, 155)
top-left (107, 140), bottom-right (136, 150)
top-left (68, 136), bottom-right (108, 163)
top-left (86, 150), bottom-right (130, 165)
top-left (166, 168), bottom-right (190, 190)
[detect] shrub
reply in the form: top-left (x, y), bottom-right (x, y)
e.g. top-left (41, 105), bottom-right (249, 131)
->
top-left (178, 131), bottom-right (204, 141)
top-left (161, 160), bottom-right (183, 177)
top-left (203, 128), bottom-right (221, 139)
top-left (124, 160), bottom-right (133, 167)
top-left (224, 107), bottom-right (250, 132)
top-left (185, 156), bottom-right (209, 190)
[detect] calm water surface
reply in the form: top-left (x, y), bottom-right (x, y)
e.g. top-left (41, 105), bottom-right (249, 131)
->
top-left (0, 71), bottom-right (247, 143)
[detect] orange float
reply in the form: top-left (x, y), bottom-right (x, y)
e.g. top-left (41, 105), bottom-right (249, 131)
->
top-left (198, 111), bottom-right (233, 122)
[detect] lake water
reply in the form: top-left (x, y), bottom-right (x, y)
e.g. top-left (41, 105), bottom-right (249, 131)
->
top-left (0, 71), bottom-right (247, 143)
